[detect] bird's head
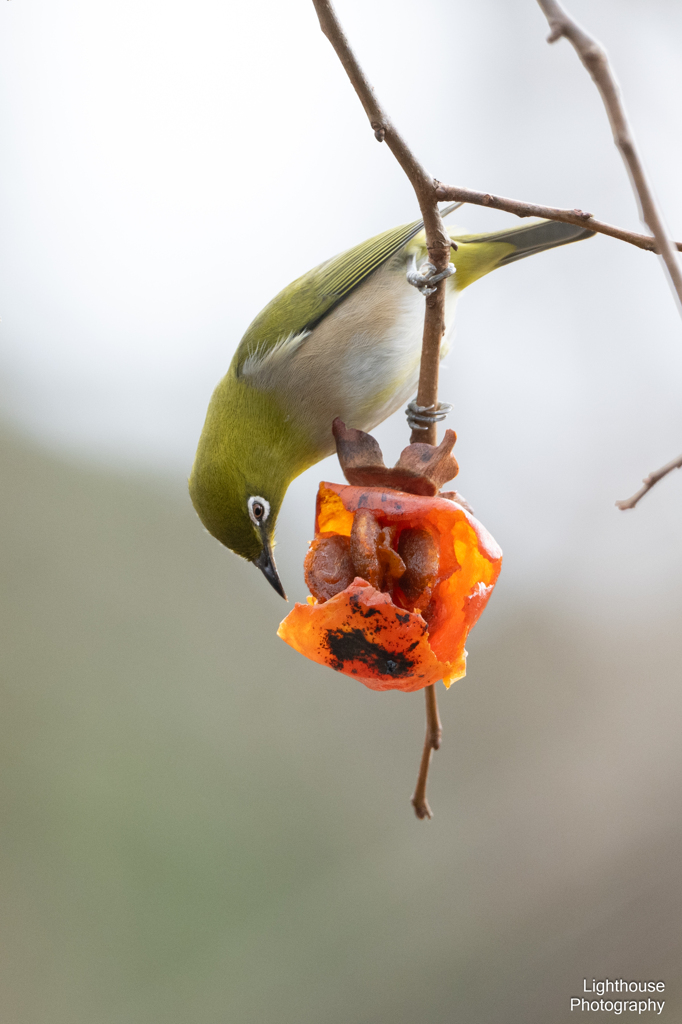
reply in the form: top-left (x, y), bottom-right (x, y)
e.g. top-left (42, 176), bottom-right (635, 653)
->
top-left (193, 472), bottom-right (287, 598)
top-left (188, 373), bottom-right (315, 599)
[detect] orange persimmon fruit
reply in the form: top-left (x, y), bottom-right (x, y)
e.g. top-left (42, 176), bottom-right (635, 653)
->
top-left (277, 482), bottom-right (502, 692)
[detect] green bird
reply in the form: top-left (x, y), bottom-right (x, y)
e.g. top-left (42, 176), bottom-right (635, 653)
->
top-left (189, 210), bottom-right (593, 597)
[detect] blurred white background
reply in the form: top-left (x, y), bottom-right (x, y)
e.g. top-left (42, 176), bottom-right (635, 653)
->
top-left (2, 0), bottom-right (682, 608)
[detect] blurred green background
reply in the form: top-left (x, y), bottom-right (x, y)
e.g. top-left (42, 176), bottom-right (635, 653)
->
top-left (2, 423), bottom-right (681, 1023)
top-left (2, 0), bottom-right (682, 1020)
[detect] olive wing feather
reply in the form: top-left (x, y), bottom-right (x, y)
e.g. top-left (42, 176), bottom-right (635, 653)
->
top-left (235, 219), bottom-right (424, 376)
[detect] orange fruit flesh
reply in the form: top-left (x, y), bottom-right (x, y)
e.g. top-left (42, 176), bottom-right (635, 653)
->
top-left (278, 484), bottom-right (502, 692)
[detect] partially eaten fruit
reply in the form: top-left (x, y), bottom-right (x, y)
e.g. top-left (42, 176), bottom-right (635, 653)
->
top-left (278, 482), bottom-right (502, 692)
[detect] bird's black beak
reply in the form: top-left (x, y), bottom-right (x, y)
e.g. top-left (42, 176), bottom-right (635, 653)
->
top-left (253, 537), bottom-right (287, 600)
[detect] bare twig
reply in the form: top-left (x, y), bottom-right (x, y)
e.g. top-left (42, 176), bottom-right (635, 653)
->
top-left (615, 453), bottom-right (682, 510)
top-left (312, 0), bottom-right (445, 818)
top-left (535, 0), bottom-right (682, 305)
top-left (411, 684), bottom-right (442, 820)
top-left (536, 0), bottom-right (682, 509)
top-left (312, 0), bottom-right (450, 450)
top-left (312, 2), bottom-right (449, 270)
top-left (433, 183), bottom-right (682, 254)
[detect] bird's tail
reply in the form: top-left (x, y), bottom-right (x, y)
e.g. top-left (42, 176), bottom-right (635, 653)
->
top-left (449, 218), bottom-right (595, 290)
top-left (439, 201), bottom-right (465, 219)
top-left (455, 219), bottom-right (595, 263)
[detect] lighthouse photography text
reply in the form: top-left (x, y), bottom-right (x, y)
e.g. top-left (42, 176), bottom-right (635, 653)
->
top-left (572, 980), bottom-right (666, 1015)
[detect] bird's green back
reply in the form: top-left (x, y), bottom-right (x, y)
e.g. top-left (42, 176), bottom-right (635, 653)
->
top-left (233, 219), bottom-right (426, 374)
top-left (234, 217), bottom-right (593, 375)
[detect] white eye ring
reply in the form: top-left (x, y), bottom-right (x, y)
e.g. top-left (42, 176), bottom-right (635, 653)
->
top-left (248, 495), bottom-right (270, 527)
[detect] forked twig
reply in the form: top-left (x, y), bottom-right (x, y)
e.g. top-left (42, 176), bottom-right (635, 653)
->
top-left (535, 0), bottom-right (682, 509)
top-left (311, 0), bottom-right (447, 818)
top-left (312, 0), bottom-right (450, 449)
top-left (433, 183), bottom-right (682, 254)
top-left (536, 0), bottom-right (682, 304)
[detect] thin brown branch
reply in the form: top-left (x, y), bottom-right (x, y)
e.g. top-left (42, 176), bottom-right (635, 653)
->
top-left (311, 0), bottom-right (446, 817)
top-left (536, 0), bottom-right (682, 511)
top-left (312, 0), bottom-right (449, 272)
top-left (536, 0), bottom-right (682, 307)
top-left (312, 0), bottom-right (451, 451)
top-left (434, 183), bottom-right (682, 254)
top-left (411, 683), bottom-right (442, 820)
top-left (616, 453), bottom-right (682, 510)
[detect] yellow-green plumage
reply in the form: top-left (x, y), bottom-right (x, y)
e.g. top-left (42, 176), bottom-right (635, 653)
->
top-left (189, 213), bottom-right (593, 593)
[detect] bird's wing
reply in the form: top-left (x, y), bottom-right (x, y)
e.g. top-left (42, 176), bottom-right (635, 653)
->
top-left (235, 218), bottom-right (426, 377)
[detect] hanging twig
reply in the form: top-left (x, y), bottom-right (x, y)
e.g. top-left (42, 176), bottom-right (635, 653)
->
top-left (615, 453), bottom-right (682, 511)
top-left (535, 0), bottom-right (682, 510)
top-left (411, 682), bottom-right (443, 820)
top-left (311, 0), bottom-right (447, 819)
top-left (432, 183), bottom-right (682, 254)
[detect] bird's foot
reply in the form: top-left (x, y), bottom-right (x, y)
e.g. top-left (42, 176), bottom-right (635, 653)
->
top-left (406, 258), bottom-right (455, 297)
top-left (406, 401), bottom-right (453, 431)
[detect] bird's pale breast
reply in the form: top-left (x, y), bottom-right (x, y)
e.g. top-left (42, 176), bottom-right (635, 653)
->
top-left (247, 257), bottom-right (459, 459)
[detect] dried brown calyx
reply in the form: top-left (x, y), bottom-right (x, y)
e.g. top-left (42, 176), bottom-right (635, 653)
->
top-left (332, 418), bottom-right (459, 497)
